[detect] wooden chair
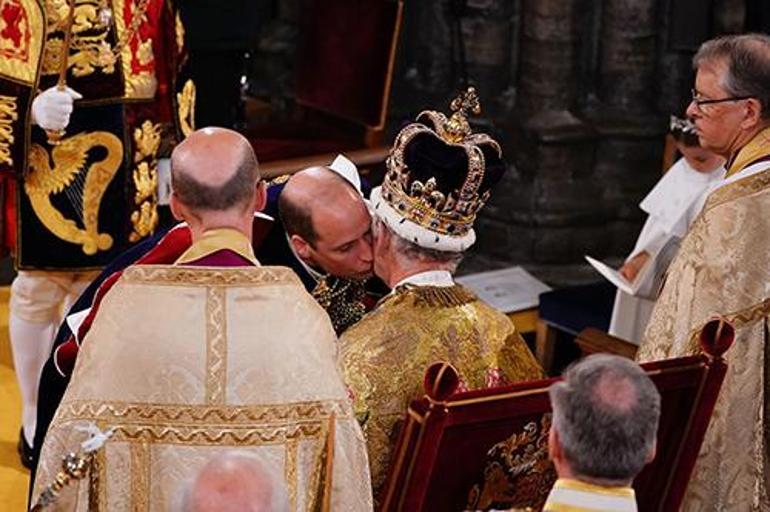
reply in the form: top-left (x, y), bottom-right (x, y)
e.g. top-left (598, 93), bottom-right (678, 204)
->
top-left (380, 318), bottom-right (734, 512)
top-left (245, 0), bottom-right (403, 178)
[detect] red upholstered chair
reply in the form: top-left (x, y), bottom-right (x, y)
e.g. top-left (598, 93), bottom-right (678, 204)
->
top-left (247, 0), bottom-right (403, 178)
top-left (379, 318), bottom-right (735, 512)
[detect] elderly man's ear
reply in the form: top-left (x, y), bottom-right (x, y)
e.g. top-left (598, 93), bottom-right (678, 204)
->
top-left (741, 98), bottom-right (764, 130)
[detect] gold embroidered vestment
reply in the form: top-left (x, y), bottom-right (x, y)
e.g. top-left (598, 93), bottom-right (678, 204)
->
top-left (638, 129), bottom-right (770, 511)
top-left (339, 284), bottom-right (543, 493)
top-left (34, 265), bottom-right (374, 511)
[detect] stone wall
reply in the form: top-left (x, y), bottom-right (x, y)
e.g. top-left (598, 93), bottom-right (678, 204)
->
top-left (245, 0), bottom-right (750, 281)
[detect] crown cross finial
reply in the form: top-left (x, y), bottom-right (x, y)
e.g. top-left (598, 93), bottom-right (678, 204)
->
top-left (444, 87), bottom-right (481, 143)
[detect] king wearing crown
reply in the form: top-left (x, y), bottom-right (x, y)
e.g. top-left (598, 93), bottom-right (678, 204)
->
top-left (338, 88), bottom-right (544, 495)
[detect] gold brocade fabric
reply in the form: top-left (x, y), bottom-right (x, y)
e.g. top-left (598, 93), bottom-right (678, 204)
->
top-left (339, 284), bottom-right (543, 493)
top-left (34, 265), bottom-right (373, 511)
top-left (638, 165), bottom-right (770, 511)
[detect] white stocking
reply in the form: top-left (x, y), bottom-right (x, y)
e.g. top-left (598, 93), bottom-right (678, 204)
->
top-left (9, 312), bottom-right (56, 446)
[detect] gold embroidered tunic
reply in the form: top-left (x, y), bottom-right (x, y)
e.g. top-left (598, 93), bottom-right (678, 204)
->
top-left (637, 127), bottom-right (770, 511)
top-left (339, 282), bottom-right (543, 493)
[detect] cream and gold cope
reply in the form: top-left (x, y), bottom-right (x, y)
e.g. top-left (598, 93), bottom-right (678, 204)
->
top-left (638, 127), bottom-right (770, 511)
top-left (34, 265), bottom-right (374, 511)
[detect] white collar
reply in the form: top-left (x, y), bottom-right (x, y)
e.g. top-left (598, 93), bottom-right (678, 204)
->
top-left (393, 270), bottom-right (454, 289)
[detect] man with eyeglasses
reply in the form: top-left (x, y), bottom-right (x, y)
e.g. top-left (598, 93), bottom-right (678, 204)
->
top-left (636, 34), bottom-right (770, 511)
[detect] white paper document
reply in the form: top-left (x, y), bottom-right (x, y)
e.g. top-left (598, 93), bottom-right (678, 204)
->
top-left (585, 255), bottom-right (651, 296)
top-left (456, 266), bottom-right (551, 313)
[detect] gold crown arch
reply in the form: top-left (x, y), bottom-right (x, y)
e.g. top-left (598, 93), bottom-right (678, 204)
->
top-left (380, 87), bottom-right (503, 240)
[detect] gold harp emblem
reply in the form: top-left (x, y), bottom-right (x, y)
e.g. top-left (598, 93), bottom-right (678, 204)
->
top-left (26, 131), bottom-right (123, 255)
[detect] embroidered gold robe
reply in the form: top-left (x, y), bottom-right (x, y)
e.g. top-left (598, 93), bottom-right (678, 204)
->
top-left (637, 128), bottom-right (770, 511)
top-left (33, 265), bottom-right (373, 511)
top-left (339, 284), bottom-right (543, 493)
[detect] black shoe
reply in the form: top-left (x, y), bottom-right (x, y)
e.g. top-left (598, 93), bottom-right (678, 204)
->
top-left (17, 429), bottom-right (33, 470)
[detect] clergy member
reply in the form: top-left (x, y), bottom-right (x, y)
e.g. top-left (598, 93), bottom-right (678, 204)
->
top-left (339, 88), bottom-right (544, 493)
top-left (609, 116), bottom-right (725, 343)
top-left (32, 128), bottom-right (373, 510)
top-left (637, 34), bottom-right (770, 511)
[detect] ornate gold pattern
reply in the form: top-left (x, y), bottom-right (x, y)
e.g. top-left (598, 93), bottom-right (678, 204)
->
top-left (466, 415), bottom-right (556, 511)
top-left (637, 134), bottom-right (770, 510)
top-left (0, 0), bottom-right (45, 84)
top-left (704, 167), bottom-right (770, 214)
top-left (25, 131), bottom-right (123, 254)
top-left (42, 0), bottom-right (116, 77)
top-left (285, 439), bottom-right (298, 510)
top-left (129, 120), bottom-right (160, 242)
top-left (311, 276), bottom-right (367, 334)
top-left (129, 443), bottom-right (150, 511)
top-left (205, 286), bottom-right (227, 405)
top-left (174, 10), bottom-right (183, 53)
top-left (113, 0), bottom-right (157, 98)
top-left (135, 36), bottom-right (152, 65)
top-left (88, 447), bottom-right (104, 512)
top-left (0, 94), bottom-right (18, 165)
top-left (121, 264), bottom-right (303, 287)
top-left (339, 283), bottom-right (543, 492)
top-left (177, 79), bottom-right (195, 138)
top-left (381, 87), bottom-right (502, 238)
top-left (60, 399), bottom-right (350, 425)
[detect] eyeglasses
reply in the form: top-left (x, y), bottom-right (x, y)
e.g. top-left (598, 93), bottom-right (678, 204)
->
top-left (691, 88), bottom-right (753, 112)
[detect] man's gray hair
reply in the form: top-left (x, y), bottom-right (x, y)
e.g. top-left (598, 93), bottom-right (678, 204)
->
top-left (373, 215), bottom-right (463, 271)
top-left (693, 33), bottom-right (770, 119)
top-left (549, 354), bottom-right (661, 483)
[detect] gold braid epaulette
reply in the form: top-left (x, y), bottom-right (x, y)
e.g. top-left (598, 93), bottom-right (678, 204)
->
top-left (393, 284), bottom-right (477, 308)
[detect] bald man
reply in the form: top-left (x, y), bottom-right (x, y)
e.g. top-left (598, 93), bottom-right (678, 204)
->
top-left (180, 452), bottom-right (289, 512)
top-left (29, 127), bottom-right (269, 482)
top-left (167, 127), bottom-right (265, 265)
top-left (32, 128), bottom-right (374, 510)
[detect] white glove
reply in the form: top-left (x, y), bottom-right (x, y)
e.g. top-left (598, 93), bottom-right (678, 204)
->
top-left (31, 86), bottom-right (83, 131)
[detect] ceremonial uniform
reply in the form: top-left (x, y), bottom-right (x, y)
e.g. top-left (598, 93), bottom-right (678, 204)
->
top-left (0, 0), bottom-right (194, 458)
top-left (637, 127), bottom-right (770, 510)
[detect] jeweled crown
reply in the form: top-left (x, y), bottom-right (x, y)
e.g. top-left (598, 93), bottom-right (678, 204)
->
top-left (380, 87), bottom-right (503, 239)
